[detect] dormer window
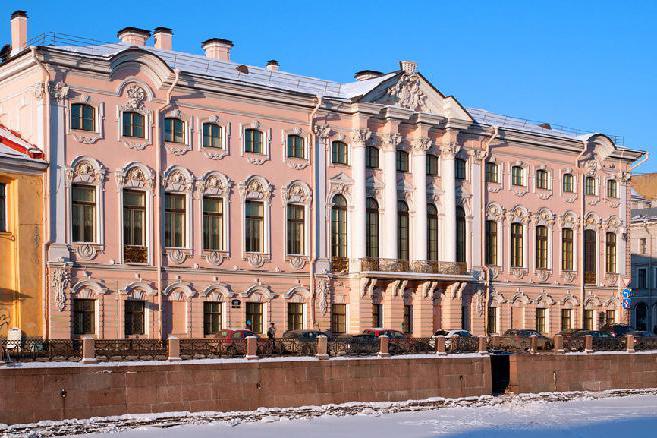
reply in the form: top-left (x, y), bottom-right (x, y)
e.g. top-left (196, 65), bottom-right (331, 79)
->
top-left (562, 173), bottom-right (574, 193)
top-left (536, 169), bottom-right (548, 190)
top-left (287, 134), bottom-right (304, 159)
top-left (202, 122), bottom-right (223, 148)
top-left (122, 112), bottom-right (145, 138)
top-left (71, 103), bottom-right (95, 132)
top-left (245, 128), bottom-right (263, 154)
top-left (511, 166), bottom-right (524, 186)
top-left (585, 176), bottom-right (596, 196)
top-left (164, 118), bottom-right (185, 143)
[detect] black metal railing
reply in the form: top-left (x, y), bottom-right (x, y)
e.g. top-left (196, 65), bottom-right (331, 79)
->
top-left (256, 339), bottom-right (317, 357)
top-left (389, 337), bottom-right (434, 355)
top-left (179, 338), bottom-right (246, 359)
top-left (95, 339), bottom-right (167, 361)
top-left (0, 338), bottom-right (82, 362)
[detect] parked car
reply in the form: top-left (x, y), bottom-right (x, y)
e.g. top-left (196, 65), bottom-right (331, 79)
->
top-left (213, 329), bottom-right (258, 355)
top-left (278, 329), bottom-right (330, 354)
top-left (431, 329), bottom-right (472, 349)
top-left (628, 330), bottom-right (656, 339)
top-left (342, 333), bottom-right (379, 356)
top-left (503, 329), bottom-right (552, 350)
top-left (600, 324), bottom-right (633, 337)
top-left (362, 329), bottom-right (407, 339)
top-left (282, 329), bottom-right (331, 341)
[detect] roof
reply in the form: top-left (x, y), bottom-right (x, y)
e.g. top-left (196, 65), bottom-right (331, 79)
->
top-left (632, 208), bottom-right (657, 222)
top-left (0, 123), bottom-right (45, 162)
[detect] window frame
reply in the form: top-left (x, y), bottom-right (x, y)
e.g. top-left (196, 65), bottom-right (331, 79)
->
top-left (606, 179), bottom-right (618, 199)
top-left (286, 203), bottom-right (306, 256)
top-left (535, 169), bottom-right (549, 190)
top-left (396, 150), bottom-right (409, 173)
top-left (70, 103), bottom-right (96, 132)
top-left (562, 173), bottom-right (575, 193)
top-left (535, 308), bottom-right (547, 334)
top-left (246, 302), bottom-right (264, 334)
top-left (511, 165), bottom-right (525, 186)
top-left (456, 206), bottom-right (467, 263)
top-left (535, 225), bottom-right (549, 269)
top-left (243, 127), bottom-right (265, 155)
top-left (71, 184), bottom-right (97, 243)
top-left (485, 220), bottom-right (498, 266)
top-left (331, 195), bottom-right (348, 258)
top-left (202, 122), bottom-right (224, 149)
top-left (398, 200), bottom-right (410, 261)
top-left (122, 111), bottom-right (146, 139)
top-left (331, 140), bottom-right (349, 165)
top-left (287, 302), bottom-right (304, 331)
top-left (427, 204), bottom-right (439, 261)
top-left (562, 228), bottom-right (574, 271)
top-left (455, 158), bottom-right (467, 180)
top-left (124, 299), bottom-right (145, 336)
top-left (511, 222), bottom-right (524, 268)
top-left (585, 176), bottom-right (597, 196)
top-left (164, 192), bottom-right (187, 249)
top-left (164, 117), bottom-right (186, 144)
top-left (485, 162), bottom-right (499, 183)
top-left (426, 154), bottom-right (439, 176)
top-left (203, 301), bottom-right (223, 336)
top-left (561, 308), bottom-right (572, 331)
top-left (73, 298), bottom-right (96, 336)
top-left (366, 146), bottom-right (380, 169)
top-left (366, 197), bottom-right (380, 258)
top-left (605, 232), bottom-right (617, 273)
top-left (203, 196), bottom-right (224, 251)
top-left (286, 134), bottom-right (305, 159)
top-left (331, 304), bottom-right (347, 334)
top-left (245, 200), bottom-right (265, 253)
top-left (122, 189), bottom-right (148, 264)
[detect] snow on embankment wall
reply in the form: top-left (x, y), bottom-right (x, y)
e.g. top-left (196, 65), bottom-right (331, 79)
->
top-left (0, 355), bottom-right (490, 424)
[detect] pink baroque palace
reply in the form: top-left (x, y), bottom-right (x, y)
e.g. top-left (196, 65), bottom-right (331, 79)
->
top-left (0, 11), bottom-right (645, 340)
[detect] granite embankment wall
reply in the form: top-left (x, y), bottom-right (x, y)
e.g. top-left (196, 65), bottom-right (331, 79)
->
top-left (0, 355), bottom-right (490, 424)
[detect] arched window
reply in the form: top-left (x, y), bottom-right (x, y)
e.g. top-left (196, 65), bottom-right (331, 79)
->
top-left (455, 158), bottom-right (466, 180)
top-left (203, 122), bottom-right (223, 148)
top-left (245, 128), bottom-right (263, 154)
top-left (366, 198), bottom-right (379, 258)
top-left (456, 206), bottom-right (466, 263)
top-left (607, 179), bottom-right (618, 198)
top-left (396, 150), bottom-right (409, 172)
top-left (485, 220), bottom-right (497, 265)
top-left (426, 154), bottom-right (439, 176)
top-left (398, 200), bottom-right (409, 261)
top-left (287, 134), bottom-right (305, 159)
top-left (606, 232), bottom-right (617, 273)
top-left (636, 302), bottom-right (648, 331)
top-left (427, 204), bottom-right (439, 261)
top-left (332, 141), bottom-right (348, 164)
top-left (331, 195), bottom-right (348, 258)
top-left (511, 166), bottom-right (524, 186)
top-left (71, 103), bottom-right (95, 131)
top-left (511, 222), bottom-right (523, 267)
top-left (536, 169), bottom-right (549, 190)
top-left (366, 146), bottom-right (379, 169)
top-left (585, 176), bottom-right (596, 196)
top-left (562, 173), bottom-right (574, 193)
top-left (562, 228), bottom-right (574, 271)
top-left (122, 112), bottom-right (145, 138)
top-left (584, 229), bottom-right (596, 284)
top-left (164, 117), bottom-right (184, 143)
top-left (535, 225), bottom-right (548, 269)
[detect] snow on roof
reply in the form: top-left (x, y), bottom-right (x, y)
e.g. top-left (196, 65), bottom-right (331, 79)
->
top-left (0, 123), bottom-right (45, 163)
top-left (631, 207), bottom-right (657, 222)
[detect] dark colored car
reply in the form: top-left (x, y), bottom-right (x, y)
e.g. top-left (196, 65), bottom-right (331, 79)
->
top-left (600, 324), bottom-right (633, 337)
top-left (503, 329), bottom-right (552, 350)
top-left (280, 329), bottom-right (331, 355)
top-left (282, 329), bottom-right (331, 341)
top-left (362, 329), bottom-right (407, 339)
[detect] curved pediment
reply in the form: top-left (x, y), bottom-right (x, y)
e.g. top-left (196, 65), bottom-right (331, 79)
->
top-left (109, 48), bottom-right (175, 90)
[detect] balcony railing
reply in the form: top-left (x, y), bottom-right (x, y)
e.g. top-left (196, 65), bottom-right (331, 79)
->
top-left (337, 258), bottom-right (468, 275)
top-left (124, 245), bottom-right (147, 264)
top-left (331, 257), bottom-right (349, 273)
top-left (584, 271), bottom-right (596, 285)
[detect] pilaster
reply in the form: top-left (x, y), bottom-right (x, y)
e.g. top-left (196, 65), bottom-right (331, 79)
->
top-left (411, 133), bottom-right (432, 261)
top-left (440, 128), bottom-right (460, 263)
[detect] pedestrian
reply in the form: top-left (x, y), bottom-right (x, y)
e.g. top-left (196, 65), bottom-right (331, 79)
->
top-left (267, 322), bottom-right (276, 341)
top-left (246, 319), bottom-right (252, 332)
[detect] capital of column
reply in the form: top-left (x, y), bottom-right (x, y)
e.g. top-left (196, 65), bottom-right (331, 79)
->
top-left (313, 123), bottom-right (331, 139)
top-left (351, 128), bottom-right (372, 148)
top-left (379, 133), bottom-right (402, 152)
top-left (467, 148), bottom-right (487, 163)
top-left (439, 143), bottom-right (459, 159)
top-left (411, 136), bottom-right (432, 154)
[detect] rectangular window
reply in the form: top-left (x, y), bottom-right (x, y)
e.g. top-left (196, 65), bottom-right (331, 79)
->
top-left (0, 182), bottom-right (5, 232)
top-left (72, 185), bottom-right (96, 243)
top-left (535, 308), bottom-right (546, 334)
top-left (331, 304), bottom-right (346, 334)
top-left (485, 162), bottom-right (498, 183)
top-left (561, 309), bottom-right (572, 331)
top-left (287, 135), bottom-right (305, 159)
top-left (562, 174), bottom-right (574, 193)
top-left (427, 206), bottom-right (439, 261)
top-left (398, 205), bottom-right (409, 261)
top-left (512, 166), bottom-right (524, 186)
top-left (73, 298), bottom-right (95, 335)
top-left (245, 129), bottom-right (263, 154)
top-left (584, 230), bottom-right (596, 284)
top-left (122, 112), bottom-right (145, 138)
top-left (605, 309), bottom-right (615, 325)
top-left (426, 154), bottom-right (438, 176)
top-left (165, 193), bottom-right (186, 248)
top-left (123, 190), bottom-right (147, 263)
top-left (485, 220), bottom-right (498, 265)
top-left (585, 177), bottom-right (596, 196)
top-left (403, 305), bottom-right (412, 334)
top-left (536, 169), bottom-right (548, 190)
top-left (71, 103), bottom-right (95, 131)
top-left (246, 302), bottom-right (263, 334)
top-left (640, 238), bottom-right (647, 255)
top-left (287, 204), bottom-right (305, 255)
top-left (366, 146), bottom-right (379, 169)
top-left (562, 228), bottom-right (574, 271)
top-left (124, 300), bottom-right (145, 336)
top-left (164, 118), bottom-right (185, 143)
top-left (535, 225), bottom-right (548, 269)
top-left (607, 180), bottom-right (618, 198)
top-left (487, 307), bottom-right (497, 334)
top-left (287, 303), bottom-right (304, 331)
top-left (638, 268), bottom-right (647, 289)
top-left (203, 197), bottom-right (223, 251)
top-left (584, 309), bottom-right (594, 330)
top-left (245, 200), bottom-right (264, 253)
top-left (455, 158), bottom-right (466, 180)
top-left (606, 232), bottom-right (617, 273)
top-left (511, 223), bottom-right (523, 268)
top-left (203, 301), bottom-right (222, 336)
top-left (202, 123), bottom-right (222, 148)
top-left (373, 303), bottom-right (383, 328)
top-left (396, 150), bottom-right (409, 172)
top-left (332, 141), bottom-right (348, 165)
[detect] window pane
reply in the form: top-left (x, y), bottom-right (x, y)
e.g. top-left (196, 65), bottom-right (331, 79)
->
top-left (331, 195), bottom-right (347, 257)
top-left (332, 141), bottom-right (347, 164)
top-left (366, 146), bottom-right (379, 169)
top-left (287, 204), bottom-right (305, 255)
top-left (485, 220), bottom-right (497, 265)
top-left (72, 185), bottom-right (96, 242)
top-left (398, 201), bottom-right (409, 261)
top-left (456, 207), bottom-right (466, 263)
top-left (427, 205), bottom-right (439, 261)
top-left (331, 304), bottom-right (346, 334)
top-left (246, 200), bottom-right (264, 252)
top-left (203, 123), bottom-right (222, 148)
top-left (204, 301), bottom-right (222, 335)
top-left (511, 223), bottom-right (523, 267)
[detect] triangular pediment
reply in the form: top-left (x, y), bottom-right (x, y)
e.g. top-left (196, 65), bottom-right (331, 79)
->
top-left (359, 67), bottom-right (472, 121)
top-left (329, 172), bottom-right (354, 185)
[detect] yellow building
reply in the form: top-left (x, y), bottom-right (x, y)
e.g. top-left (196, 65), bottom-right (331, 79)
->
top-left (0, 125), bottom-right (47, 338)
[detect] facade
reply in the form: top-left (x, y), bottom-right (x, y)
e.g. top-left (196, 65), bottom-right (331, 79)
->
top-left (630, 204), bottom-right (657, 333)
top-left (0, 123), bottom-right (47, 337)
top-left (0, 11), bottom-right (644, 340)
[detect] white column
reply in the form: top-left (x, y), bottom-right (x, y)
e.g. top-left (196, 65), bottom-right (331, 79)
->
top-left (440, 144), bottom-right (457, 263)
top-left (381, 133), bottom-right (401, 259)
top-left (350, 128), bottom-right (370, 264)
top-left (411, 137), bottom-right (430, 261)
top-left (618, 178), bottom-right (628, 276)
top-left (313, 125), bottom-right (330, 271)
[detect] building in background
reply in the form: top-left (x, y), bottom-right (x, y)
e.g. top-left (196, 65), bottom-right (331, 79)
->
top-left (630, 205), bottom-right (657, 333)
top-left (0, 124), bottom-right (47, 337)
top-left (0, 10), bottom-right (645, 340)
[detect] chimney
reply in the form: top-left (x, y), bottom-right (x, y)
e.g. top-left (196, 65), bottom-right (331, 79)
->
top-left (538, 123), bottom-right (552, 130)
top-left (117, 27), bottom-right (150, 46)
top-left (153, 27), bottom-right (172, 51)
top-left (10, 10), bottom-right (27, 57)
top-left (202, 38), bottom-right (233, 62)
top-left (266, 60), bottom-right (279, 72)
top-left (354, 70), bottom-right (383, 81)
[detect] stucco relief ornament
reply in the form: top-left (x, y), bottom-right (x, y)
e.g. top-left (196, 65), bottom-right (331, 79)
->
top-left (281, 181), bottom-right (311, 206)
top-left (379, 133), bottom-right (402, 152)
top-left (203, 251), bottom-right (225, 267)
top-left (33, 82), bottom-right (46, 100)
top-left (167, 249), bottom-right (189, 265)
top-left (313, 123), bottom-right (331, 139)
top-left (49, 81), bottom-right (69, 102)
top-left (287, 256), bottom-right (307, 270)
top-left (538, 192), bottom-right (553, 200)
top-left (561, 270), bottom-right (576, 284)
top-left (75, 244), bottom-right (98, 261)
top-left (67, 159), bottom-right (106, 185)
top-left (51, 265), bottom-right (72, 311)
top-left (239, 176), bottom-right (273, 201)
top-left (412, 137), bottom-right (432, 153)
top-left (125, 85), bottom-right (146, 111)
top-left (380, 70), bottom-right (429, 113)
top-left (351, 128), bottom-right (372, 146)
top-left (246, 253), bottom-right (267, 268)
top-left (511, 268), bottom-right (527, 279)
top-left (535, 269), bottom-right (551, 283)
top-left (163, 168), bottom-right (194, 193)
top-left (317, 279), bottom-right (329, 315)
top-left (474, 290), bottom-right (485, 317)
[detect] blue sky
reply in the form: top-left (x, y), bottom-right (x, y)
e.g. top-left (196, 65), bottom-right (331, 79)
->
top-left (2, 1), bottom-right (656, 171)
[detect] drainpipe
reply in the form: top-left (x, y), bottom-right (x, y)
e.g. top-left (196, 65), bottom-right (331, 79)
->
top-left (480, 126), bottom-right (498, 335)
top-left (32, 47), bottom-right (52, 339)
top-left (629, 151), bottom-right (649, 173)
top-left (156, 69), bottom-right (180, 339)
top-left (308, 94), bottom-right (322, 328)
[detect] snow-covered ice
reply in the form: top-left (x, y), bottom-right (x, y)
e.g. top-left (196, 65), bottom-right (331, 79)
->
top-left (5, 390), bottom-right (657, 437)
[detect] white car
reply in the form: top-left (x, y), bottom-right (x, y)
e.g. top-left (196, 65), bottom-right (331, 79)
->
top-left (431, 329), bottom-right (473, 349)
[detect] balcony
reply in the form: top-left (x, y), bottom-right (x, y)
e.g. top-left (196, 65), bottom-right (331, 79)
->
top-left (331, 257), bottom-right (349, 273)
top-left (332, 258), bottom-right (468, 275)
top-left (124, 245), bottom-right (147, 264)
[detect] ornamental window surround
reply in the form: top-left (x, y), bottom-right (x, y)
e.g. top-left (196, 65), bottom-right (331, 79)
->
top-left (281, 128), bottom-right (310, 169)
top-left (198, 115), bottom-right (229, 160)
top-left (332, 140), bottom-right (349, 165)
top-left (162, 166), bottom-right (194, 254)
top-left (163, 110), bottom-right (193, 156)
top-left (281, 180), bottom-right (312, 258)
top-left (511, 165), bottom-right (525, 186)
top-left (240, 122), bottom-right (271, 165)
top-left (116, 82), bottom-right (153, 150)
top-left (239, 175), bottom-right (273, 260)
top-left (67, 94), bottom-right (104, 144)
top-left (485, 161), bottom-right (499, 183)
